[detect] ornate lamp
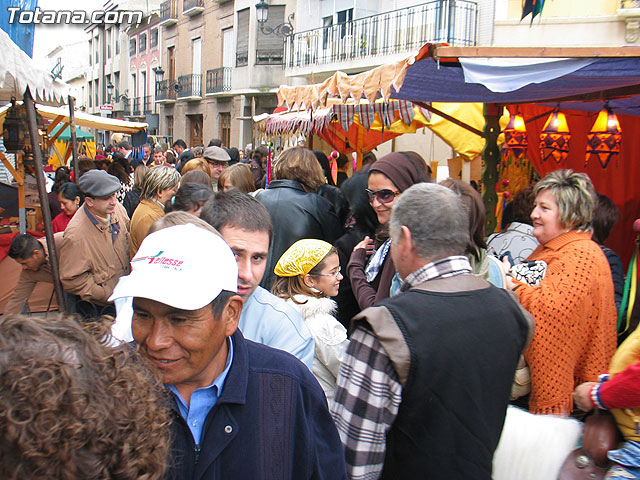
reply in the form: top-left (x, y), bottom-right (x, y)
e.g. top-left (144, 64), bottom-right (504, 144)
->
top-left (539, 109), bottom-right (571, 164)
top-left (502, 112), bottom-right (528, 163)
top-left (255, 0), bottom-right (294, 37)
top-left (585, 104), bottom-right (622, 169)
top-left (3, 97), bottom-right (26, 152)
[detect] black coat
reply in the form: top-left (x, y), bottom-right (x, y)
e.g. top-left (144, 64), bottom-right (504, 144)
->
top-left (256, 179), bottom-right (344, 290)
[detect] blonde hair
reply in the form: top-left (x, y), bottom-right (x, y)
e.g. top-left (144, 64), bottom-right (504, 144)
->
top-left (181, 158), bottom-right (212, 177)
top-left (273, 147), bottom-right (325, 192)
top-left (133, 165), bottom-right (148, 190)
top-left (141, 166), bottom-right (181, 201)
top-left (534, 169), bottom-right (596, 233)
top-left (218, 163), bottom-right (255, 193)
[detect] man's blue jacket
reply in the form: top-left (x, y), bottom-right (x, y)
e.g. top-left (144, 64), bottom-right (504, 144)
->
top-left (167, 329), bottom-right (348, 480)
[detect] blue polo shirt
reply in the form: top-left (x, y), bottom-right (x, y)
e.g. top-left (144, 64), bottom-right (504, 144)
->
top-left (168, 337), bottom-right (234, 444)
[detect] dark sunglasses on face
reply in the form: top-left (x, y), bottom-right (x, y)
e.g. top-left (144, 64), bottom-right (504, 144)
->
top-left (366, 188), bottom-right (401, 204)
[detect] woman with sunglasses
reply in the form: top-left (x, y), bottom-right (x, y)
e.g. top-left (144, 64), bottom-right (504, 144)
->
top-left (347, 152), bottom-right (429, 309)
top-left (272, 239), bottom-right (349, 400)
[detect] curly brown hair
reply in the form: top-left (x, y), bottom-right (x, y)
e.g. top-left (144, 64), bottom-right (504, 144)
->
top-left (0, 314), bottom-right (171, 480)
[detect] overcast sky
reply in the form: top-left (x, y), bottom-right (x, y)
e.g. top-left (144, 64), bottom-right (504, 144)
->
top-left (32, 0), bottom-right (106, 64)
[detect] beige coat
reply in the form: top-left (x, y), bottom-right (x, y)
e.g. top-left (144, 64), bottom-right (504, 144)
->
top-left (4, 233), bottom-right (64, 314)
top-left (59, 203), bottom-right (130, 305)
top-left (129, 199), bottom-right (164, 257)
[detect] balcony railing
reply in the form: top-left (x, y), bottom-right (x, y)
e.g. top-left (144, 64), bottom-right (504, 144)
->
top-left (206, 67), bottom-right (232, 93)
top-left (284, 0), bottom-right (477, 69)
top-left (132, 97), bottom-right (142, 116)
top-left (143, 95), bottom-right (152, 114)
top-left (621, 0), bottom-right (640, 7)
top-left (156, 80), bottom-right (177, 102)
top-left (183, 0), bottom-right (204, 16)
top-left (159, 0), bottom-right (178, 26)
top-left (177, 74), bottom-right (202, 98)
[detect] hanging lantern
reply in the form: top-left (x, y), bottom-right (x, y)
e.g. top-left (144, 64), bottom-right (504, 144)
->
top-left (2, 97), bottom-right (26, 152)
top-left (585, 105), bottom-right (622, 169)
top-left (502, 113), bottom-right (528, 161)
top-left (539, 110), bottom-right (571, 164)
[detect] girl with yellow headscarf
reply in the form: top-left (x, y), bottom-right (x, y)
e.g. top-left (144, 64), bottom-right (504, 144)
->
top-left (272, 239), bottom-right (349, 400)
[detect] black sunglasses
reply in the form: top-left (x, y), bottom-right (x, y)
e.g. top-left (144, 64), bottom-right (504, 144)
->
top-left (365, 188), bottom-right (401, 204)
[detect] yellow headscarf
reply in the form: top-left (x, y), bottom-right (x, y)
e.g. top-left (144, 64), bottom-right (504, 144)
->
top-left (274, 239), bottom-right (333, 277)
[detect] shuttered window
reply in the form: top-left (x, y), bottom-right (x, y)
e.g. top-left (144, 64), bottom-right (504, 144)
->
top-left (236, 8), bottom-right (249, 67)
top-left (256, 5), bottom-right (285, 65)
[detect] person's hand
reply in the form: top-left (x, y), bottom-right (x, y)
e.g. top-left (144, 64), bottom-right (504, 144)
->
top-left (354, 236), bottom-right (375, 257)
top-left (502, 256), bottom-right (518, 290)
top-left (573, 382), bottom-right (597, 412)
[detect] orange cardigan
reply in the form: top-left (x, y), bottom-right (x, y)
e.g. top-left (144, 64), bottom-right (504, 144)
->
top-left (515, 230), bottom-right (617, 415)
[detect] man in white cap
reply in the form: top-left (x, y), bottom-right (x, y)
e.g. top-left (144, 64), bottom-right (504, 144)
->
top-left (58, 169), bottom-right (130, 318)
top-left (109, 224), bottom-right (347, 479)
top-left (203, 145), bottom-right (230, 190)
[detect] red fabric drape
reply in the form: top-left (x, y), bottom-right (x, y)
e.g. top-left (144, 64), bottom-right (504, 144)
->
top-left (516, 105), bottom-right (640, 266)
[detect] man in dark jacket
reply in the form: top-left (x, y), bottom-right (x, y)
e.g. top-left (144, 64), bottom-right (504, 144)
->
top-left (331, 183), bottom-right (534, 480)
top-left (109, 223), bottom-right (346, 480)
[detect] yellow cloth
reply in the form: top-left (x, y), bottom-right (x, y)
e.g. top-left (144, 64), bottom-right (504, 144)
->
top-left (608, 325), bottom-right (640, 441)
top-left (274, 239), bottom-right (332, 277)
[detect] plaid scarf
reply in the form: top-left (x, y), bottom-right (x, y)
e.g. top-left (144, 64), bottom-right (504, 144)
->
top-left (365, 238), bottom-right (392, 282)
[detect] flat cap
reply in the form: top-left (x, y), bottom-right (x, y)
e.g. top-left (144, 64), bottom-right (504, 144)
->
top-left (203, 146), bottom-right (230, 162)
top-left (77, 170), bottom-right (122, 197)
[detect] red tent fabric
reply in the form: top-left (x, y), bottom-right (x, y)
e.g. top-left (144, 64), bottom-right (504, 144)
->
top-left (517, 104), bottom-right (640, 266)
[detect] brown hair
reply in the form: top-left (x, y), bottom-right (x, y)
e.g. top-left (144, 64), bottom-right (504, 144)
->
top-left (440, 178), bottom-right (487, 259)
top-left (271, 247), bottom-right (338, 304)
top-left (273, 147), bottom-right (325, 192)
top-left (0, 314), bottom-right (171, 480)
top-left (218, 163), bottom-right (255, 193)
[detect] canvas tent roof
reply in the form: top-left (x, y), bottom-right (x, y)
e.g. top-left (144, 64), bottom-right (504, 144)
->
top-left (0, 103), bottom-right (148, 134)
top-left (391, 45), bottom-right (640, 110)
top-left (0, 28), bottom-right (70, 105)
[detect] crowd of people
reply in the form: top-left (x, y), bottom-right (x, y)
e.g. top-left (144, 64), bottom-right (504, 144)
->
top-left (2, 138), bottom-right (639, 480)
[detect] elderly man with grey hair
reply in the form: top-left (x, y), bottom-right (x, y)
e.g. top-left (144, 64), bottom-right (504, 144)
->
top-left (331, 182), bottom-right (534, 480)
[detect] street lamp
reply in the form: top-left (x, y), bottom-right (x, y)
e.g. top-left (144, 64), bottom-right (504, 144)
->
top-left (154, 66), bottom-right (181, 94)
top-left (255, 0), bottom-right (294, 37)
top-left (106, 81), bottom-right (128, 104)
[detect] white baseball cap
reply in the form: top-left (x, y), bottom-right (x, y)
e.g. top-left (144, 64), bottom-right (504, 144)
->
top-left (109, 224), bottom-right (237, 310)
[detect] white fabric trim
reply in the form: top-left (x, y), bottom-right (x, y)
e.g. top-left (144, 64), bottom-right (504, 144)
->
top-left (460, 57), bottom-right (596, 93)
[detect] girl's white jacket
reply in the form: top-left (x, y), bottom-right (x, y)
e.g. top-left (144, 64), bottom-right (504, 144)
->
top-left (286, 295), bottom-right (349, 401)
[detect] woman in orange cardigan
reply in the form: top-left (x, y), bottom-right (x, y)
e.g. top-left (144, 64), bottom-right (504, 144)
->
top-left (507, 169), bottom-right (617, 415)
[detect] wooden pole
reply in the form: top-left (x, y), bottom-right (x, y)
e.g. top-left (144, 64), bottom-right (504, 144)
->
top-left (23, 90), bottom-right (66, 313)
top-left (481, 103), bottom-right (501, 234)
top-left (68, 96), bottom-right (79, 180)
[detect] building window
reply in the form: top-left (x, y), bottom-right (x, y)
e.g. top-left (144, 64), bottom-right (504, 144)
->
top-left (139, 33), bottom-right (147, 53)
top-left (88, 82), bottom-right (92, 107)
top-left (236, 8), bottom-right (249, 67)
top-left (129, 38), bottom-right (136, 56)
top-left (220, 112), bottom-right (231, 148)
top-left (166, 115), bottom-right (174, 140)
top-left (256, 5), bottom-right (285, 65)
top-left (337, 8), bottom-right (353, 39)
top-left (150, 28), bottom-right (158, 49)
top-left (322, 16), bottom-right (333, 49)
top-left (115, 25), bottom-right (120, 55)
top-left (88, 39), bottom-right (92, 65)
top-left (107, 28), bottom-right (111, 58)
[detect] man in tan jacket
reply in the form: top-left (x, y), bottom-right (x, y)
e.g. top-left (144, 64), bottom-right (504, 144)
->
top-left (4, 233), bottom-right (63, 314)
top-left (59, 170), bottom-right (130, 319)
